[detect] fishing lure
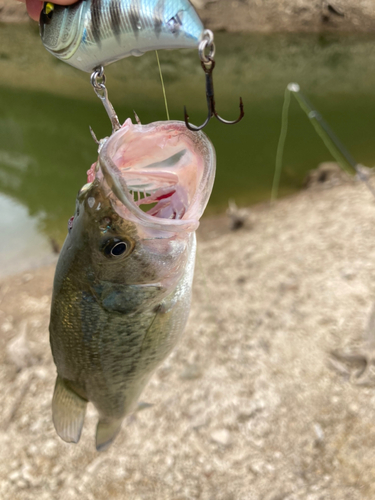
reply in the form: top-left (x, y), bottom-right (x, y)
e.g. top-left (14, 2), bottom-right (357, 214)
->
top-left (40, 1), bottom-right (243, 131)
top-left (40, 0), bottom-right (205, 72)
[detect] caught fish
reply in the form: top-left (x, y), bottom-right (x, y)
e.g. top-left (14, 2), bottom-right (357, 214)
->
top-left (40, 0), bottom-right (204, 72)
top-left (49, 118), bottom-right (215, 450)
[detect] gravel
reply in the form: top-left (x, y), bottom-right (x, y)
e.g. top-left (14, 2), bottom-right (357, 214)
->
top-left (1, 180), bottom-right (375, 499)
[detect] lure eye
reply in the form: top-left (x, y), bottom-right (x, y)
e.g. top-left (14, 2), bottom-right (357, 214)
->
top-left (102, 238), bottom-right (131, 258)
top-left (43, 2), bottom-right (55, 18)
top-left (167, 14), bottom-right (182, 34)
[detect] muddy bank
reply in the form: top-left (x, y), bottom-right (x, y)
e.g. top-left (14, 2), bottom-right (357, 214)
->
top-left (2, 0), bottom-right (375, 32)
top-left (193, 0), bottom-right (375, 33)
top-left (1, 180), bottom-right (375, 499)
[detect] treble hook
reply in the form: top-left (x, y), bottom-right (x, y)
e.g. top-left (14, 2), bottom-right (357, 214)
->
top-left (90, 66), bottom-right (121, 135)
top-left (184, 30), bottom-right (244, 132)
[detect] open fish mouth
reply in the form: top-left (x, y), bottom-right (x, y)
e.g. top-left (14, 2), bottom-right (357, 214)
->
top-left (94, 119), bottom-right (216, 232)
top-left (110, 151), bottom-right (188, 219)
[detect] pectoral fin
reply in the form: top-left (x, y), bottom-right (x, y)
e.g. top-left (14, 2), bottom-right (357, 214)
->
top-left (96, 418), bottom-right (123, 451)
top-left (52, 376), bottom-right (87, 444)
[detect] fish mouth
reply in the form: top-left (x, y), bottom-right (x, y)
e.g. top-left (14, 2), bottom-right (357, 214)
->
top-left (96, 119), bottom-right (216, 232)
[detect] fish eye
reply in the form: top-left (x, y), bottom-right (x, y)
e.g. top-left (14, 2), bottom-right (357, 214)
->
top-left (102, 238), bottom-right (132, 258)
top-left (111, 241), bottom-right (127, 256)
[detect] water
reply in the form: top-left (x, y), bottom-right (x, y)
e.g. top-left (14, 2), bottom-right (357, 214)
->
top-left (1, 23), bottom-right (375, 274)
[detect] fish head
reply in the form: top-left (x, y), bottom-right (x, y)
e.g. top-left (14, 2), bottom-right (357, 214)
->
top-left (39, 0), bottom-right (86, 60)
top-left (66, 119), bottom-right (215, 294)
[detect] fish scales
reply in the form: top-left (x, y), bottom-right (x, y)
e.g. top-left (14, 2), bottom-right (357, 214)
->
top-left (40, 0), bottom-right (204, 72)
top-left (52, 266), bottom-right (191, 415)
top-left (49, 119), bottom-right (215, 450)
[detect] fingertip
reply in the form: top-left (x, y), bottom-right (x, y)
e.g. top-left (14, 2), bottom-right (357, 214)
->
top-left (26, 0), bottom-right (43, 21)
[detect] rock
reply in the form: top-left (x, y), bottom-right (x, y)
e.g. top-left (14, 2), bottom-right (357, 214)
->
top-left (210, 429), bottom-right (231, 446)
top-left (226, 199), bottom-right (250, 231)
top-left (303, 162), bottom-right (350, 189)
top-left (313, 423), bottom-right (325, 444)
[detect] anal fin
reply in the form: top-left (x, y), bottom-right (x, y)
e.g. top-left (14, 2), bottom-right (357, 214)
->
top-left (96, 418), bottom-right (122, 452)
top-left (52, 376), bottom-right (87, 444)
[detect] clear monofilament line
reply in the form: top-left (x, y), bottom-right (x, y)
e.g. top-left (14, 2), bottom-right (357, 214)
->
top-left (271, 86), bottom-right (291, 203)
top-left (155, 51), bottom-right (170, 121)
top-left (272, 83), bottom-right (375, 202)
top-left (288, 83), bottom-right (375, 199)
top-left (288, 83), bottom-right (354, 174)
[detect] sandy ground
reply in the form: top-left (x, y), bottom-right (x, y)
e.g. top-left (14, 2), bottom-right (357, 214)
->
top-left (2, 0), bottom-right (375, 32)
top-left (1, 178), bottom-right (375, 499)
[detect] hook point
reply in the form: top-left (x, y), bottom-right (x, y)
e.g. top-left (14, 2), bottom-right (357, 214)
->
top-left (89, 126), bottom-right (99, 144)
top-left (239, 97), bottom-right (244, 116)
top-left (133, 110), bottom-right (141, 125)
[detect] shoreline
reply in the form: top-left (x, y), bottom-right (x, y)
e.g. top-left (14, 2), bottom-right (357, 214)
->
top-left (0, 173), bottom-right (364, 280)
top-left (0, 189), bottom-right (286, 281)
top-left (2, 0), bottom-right (375, 32)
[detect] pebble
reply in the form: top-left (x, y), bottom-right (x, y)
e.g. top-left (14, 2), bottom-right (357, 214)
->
top-left (9, 470), bottom-right (21, 482)
top-left (42, 439), bottom-right (58, 458)
top-left (313, 423), bottom-right (324, 443)
top-left (210, 429), bottom-right (231, 446)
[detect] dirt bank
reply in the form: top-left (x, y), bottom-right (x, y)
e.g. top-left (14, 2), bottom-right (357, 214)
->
top-left (1, 180), bottom-right (375, 499)
top-left (193, 0), bottom-right (375, 33)
top-left (2, 0), bottom-right (375, 32)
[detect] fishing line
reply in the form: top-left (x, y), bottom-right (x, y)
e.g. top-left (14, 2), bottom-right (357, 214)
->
top-left (273, 83), bottom-right (375, 201)
top-left (289, 83), bottom-right (353, 176)
top-left (155, 51), bottom-right (170, 121)
top-left (271, 86), bottom-right (291, 203)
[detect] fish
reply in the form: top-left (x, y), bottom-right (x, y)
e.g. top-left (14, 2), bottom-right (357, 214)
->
top-left (39, 0), bottom-right (204, 72)
top-left (49, 118), bottom-right (216, 450)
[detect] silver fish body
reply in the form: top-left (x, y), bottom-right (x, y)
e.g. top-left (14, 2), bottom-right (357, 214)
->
top-left (49, 119), bottom-right (215, 450)
top-left (40, 0), bottom-right (204, 72)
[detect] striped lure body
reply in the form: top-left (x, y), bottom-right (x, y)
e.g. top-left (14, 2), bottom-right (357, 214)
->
top-left (39, 0), bottom-right (204, 72)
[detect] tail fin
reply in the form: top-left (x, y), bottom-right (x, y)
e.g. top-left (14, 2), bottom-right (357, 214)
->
top-left (96, 418), bottom-right (123, 452)
top-left (52, 376), bottom-right (87, 444)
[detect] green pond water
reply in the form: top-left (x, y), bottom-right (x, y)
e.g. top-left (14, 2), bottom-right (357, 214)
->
top-left (1, 23), bottom-right (375, 275)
